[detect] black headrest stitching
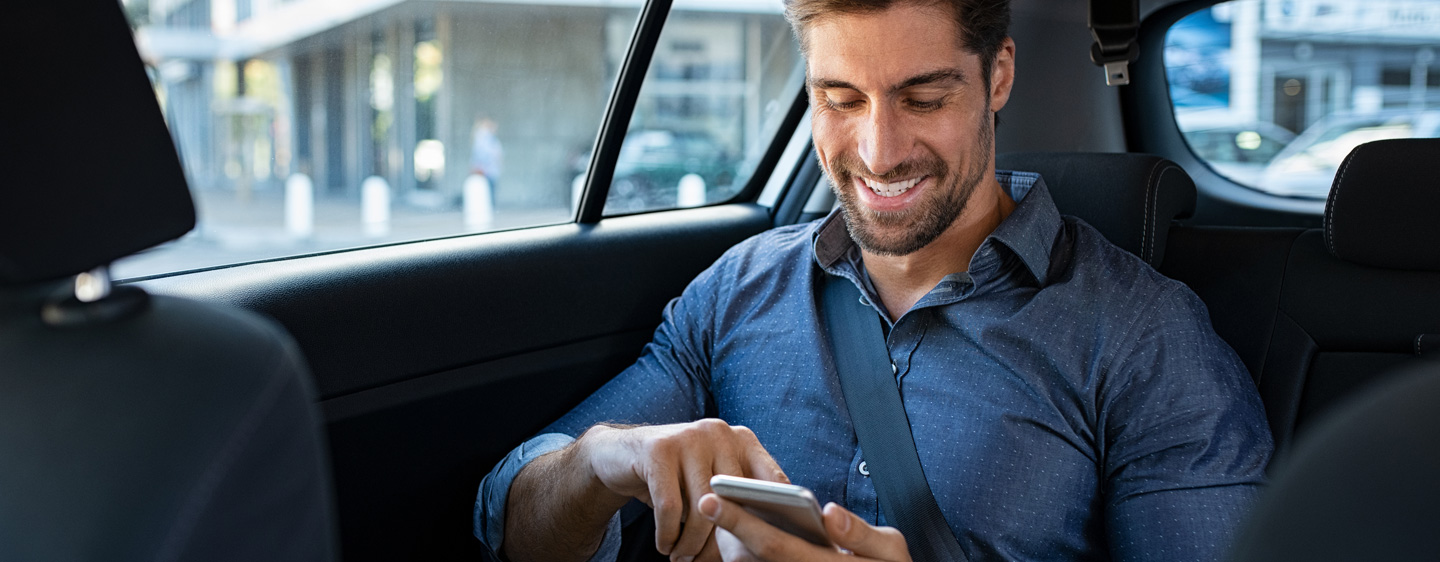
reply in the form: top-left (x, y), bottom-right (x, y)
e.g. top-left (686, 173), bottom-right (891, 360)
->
top-left (1141, 160), bottom-right (1181, 264)
top-left (1323, 143), bottom-right (1362, 259)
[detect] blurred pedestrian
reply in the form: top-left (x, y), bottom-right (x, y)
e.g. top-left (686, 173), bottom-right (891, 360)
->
top-left (470, 117), bottom-right (503, 190)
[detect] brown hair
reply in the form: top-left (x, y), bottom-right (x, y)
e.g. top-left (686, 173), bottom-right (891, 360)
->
top-left (784, 0), bottom-right (1011, 90)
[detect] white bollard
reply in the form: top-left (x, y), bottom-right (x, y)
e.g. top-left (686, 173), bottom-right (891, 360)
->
top-left (464, 174), bottom-right (495, 230)
top-left (571, 173), bottom-right (586, 213)
top-left (285, 173), bottom-right (314, 239)
top-left (678, 173), bottom-right (706, 208)
top-left (361, 176), bottom-right (391, 237)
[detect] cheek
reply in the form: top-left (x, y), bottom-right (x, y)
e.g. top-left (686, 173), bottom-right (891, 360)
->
top-left (916, 108), bottom-right (982, 148)
top-left (810, 116), bottom-right (849, 164)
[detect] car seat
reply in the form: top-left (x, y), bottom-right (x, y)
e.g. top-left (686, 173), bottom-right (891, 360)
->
top-left (1226, 360), bottom-right (1440, 561)
top-left (0, 1), bottom-right (337, 560)
top-left (996, 151), bottom-right (1197, 269)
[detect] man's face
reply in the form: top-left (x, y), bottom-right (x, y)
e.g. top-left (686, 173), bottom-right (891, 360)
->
top-left (806, 3), bottom-right (1014, 256)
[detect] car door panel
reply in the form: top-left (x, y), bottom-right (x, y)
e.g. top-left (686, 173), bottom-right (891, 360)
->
top-left (138, 203), bottom-right (773, 560)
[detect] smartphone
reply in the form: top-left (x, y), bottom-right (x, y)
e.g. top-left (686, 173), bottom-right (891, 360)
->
top-left (709, 474), bottom-right (832, 547)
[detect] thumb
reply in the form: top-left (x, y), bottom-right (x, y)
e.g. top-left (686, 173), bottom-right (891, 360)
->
top-left (822, 503), bottom-right (911, 561)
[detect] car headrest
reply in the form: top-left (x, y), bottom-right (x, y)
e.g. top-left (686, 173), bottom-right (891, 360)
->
top-left (0, 1), bottom-right (195, 287)
top-left (996, 152), bottom-right (1196, 269)
top-left (1324, 138), bottom-right (1440, 271)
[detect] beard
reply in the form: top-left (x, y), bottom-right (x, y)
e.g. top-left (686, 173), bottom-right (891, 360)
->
top-left (825, 108), bottom-right (994, 257)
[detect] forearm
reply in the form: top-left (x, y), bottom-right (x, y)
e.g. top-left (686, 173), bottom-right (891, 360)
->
top-left (501, 430), bottom-right (632, 562)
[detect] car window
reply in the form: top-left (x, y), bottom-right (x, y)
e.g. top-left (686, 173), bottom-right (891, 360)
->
top-left (119, 0), bottom-right (645, 278)
top-left (1164, 0), bottom-right (1440, 200)
top-left (599, 0), bottom-right (805, 215)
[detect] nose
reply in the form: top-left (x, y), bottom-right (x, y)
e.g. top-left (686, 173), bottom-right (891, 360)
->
top-left (858, 104), bottom-right (910, 176)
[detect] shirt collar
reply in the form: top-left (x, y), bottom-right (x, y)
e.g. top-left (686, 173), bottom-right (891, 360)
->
top-left (812, 170), bottom-right (1063, 287)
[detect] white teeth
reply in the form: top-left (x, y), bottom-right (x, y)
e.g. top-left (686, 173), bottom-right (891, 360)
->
top-left (863, 177), bottom-right (921, 197)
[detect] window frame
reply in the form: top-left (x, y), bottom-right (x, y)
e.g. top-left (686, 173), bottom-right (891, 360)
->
top-left (1128, 0), bottom-right (1327, 218)
top-left (576, 0), bottom-right (810, 222)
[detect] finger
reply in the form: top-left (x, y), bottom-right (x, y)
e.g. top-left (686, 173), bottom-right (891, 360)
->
top-left (648, 466), bottom-right (685, 555)
top-left (689, 454), bottom-right (741, 561)
top-left (731, 426), bottom-right (788, 483)
top-left (700, 494), bottom-right (828, 561)
top-left (693, 526), bottom-right (724, 562)
top-left (670, 463), bottom-right (717, 560)
top-left (822, 503), bottom-right (911, 562)
top-left (713, 452), bottom-right (744, 480)
top-left (714, 528), bottom-right (754, 562)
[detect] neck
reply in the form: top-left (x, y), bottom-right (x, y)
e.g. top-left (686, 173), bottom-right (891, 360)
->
top-left (862, 177), bottom-right (1017, 321)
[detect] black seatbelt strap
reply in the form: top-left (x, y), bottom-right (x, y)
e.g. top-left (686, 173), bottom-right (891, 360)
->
top-left (821, 274), bottom-right (969, 562)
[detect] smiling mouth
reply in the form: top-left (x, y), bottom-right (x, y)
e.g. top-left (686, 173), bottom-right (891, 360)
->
top-left (862, 176), bottom-right (922, 197)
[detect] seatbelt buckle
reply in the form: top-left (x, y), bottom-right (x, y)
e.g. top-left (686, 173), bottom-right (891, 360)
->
top-left (1088, 0), bottom-right (1140, 87)
top-left (1103, 60), bottom-right (1130, 86)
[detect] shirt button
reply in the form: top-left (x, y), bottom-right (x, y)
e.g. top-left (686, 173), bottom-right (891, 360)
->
top-left (891, 363), bottom-right (897, 374)
top-left (858, 461), bottom-right (870, 477)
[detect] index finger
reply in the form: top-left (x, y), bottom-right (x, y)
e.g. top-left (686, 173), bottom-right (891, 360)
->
top-left (732, 427), bottom-right (788, 483)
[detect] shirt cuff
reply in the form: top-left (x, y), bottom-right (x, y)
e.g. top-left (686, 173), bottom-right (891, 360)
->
top-left (474, 433), bottom-right (623, 562)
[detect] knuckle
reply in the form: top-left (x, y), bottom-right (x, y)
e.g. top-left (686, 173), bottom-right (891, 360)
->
top-left (696, 418), bottom-right (728, 433)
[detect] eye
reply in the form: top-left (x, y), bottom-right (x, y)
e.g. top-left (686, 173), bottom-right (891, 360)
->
top-left (906, 98), bottom-right (943, 111)
top-left (817, 91), bottom-right (863, 111)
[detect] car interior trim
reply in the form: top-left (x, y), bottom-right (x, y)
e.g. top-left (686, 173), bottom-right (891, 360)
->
top-left (758, 110), bottom-right (814, 209)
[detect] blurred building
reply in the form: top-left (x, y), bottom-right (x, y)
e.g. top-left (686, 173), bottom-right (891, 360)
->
top-left (1172, 0), bottom-right (1439, 135)
top-left (1241, 0), bottom-right (1438, 133)
top-left (130, 0), bottom-right (797, 209)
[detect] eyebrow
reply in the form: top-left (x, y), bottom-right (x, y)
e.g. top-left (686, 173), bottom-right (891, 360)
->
top-left (808, 69), bottom-right (967, 94)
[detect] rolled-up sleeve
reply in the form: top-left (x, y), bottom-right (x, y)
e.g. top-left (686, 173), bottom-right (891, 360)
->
top-left (474, 433), bottom-right (622, 562)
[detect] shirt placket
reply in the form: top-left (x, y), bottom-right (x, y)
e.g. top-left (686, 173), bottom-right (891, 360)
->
top-left (886, 311), bottom-right (926, 385)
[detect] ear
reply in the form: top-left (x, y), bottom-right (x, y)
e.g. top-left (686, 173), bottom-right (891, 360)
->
top-left (989, 37), bottom-right (1016, 113)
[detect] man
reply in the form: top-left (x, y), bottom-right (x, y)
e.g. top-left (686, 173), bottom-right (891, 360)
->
top-left (475, 0), bottom-right (1271, 560)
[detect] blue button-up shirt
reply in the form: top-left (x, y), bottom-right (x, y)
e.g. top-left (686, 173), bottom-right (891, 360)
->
top-left (476, 172), bottom-right (1272, 561)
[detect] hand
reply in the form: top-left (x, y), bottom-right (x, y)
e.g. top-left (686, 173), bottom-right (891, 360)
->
top-left (577, 419), bottom-right (788, 562)
top-left (697, 494), bottom-right (912, 562)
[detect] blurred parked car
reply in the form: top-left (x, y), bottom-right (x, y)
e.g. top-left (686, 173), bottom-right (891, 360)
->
top-left (1178, 111), bottom-right (1296, 187)
top-left (592, 129), bottom-right (739, 213)
top-left (1260, 110), bottom-right (1440, 199)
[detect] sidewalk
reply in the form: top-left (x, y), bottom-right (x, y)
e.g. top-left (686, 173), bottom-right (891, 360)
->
top-left (116, 187), bottom-right (572, 279)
